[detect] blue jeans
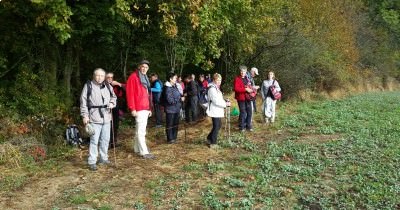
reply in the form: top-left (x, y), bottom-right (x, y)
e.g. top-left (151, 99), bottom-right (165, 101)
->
top-left (238, 101), bottom-right (252, 130)
top-left (88, 123), bottom-right (111, 165)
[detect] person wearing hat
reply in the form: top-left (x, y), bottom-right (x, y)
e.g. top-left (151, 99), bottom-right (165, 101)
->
top-left (247, 67), bottom-right (260, 113)
top-left (126, 60), bottom-right (156, 159)
top-left (80, 68), bottom-right (117, 171)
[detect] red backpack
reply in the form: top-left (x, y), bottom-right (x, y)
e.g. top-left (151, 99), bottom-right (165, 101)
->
top-left (269, 80), bottom-right (281, 100)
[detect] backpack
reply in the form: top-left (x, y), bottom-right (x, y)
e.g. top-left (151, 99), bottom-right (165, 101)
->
top-left (86, 80), bottom-right (114, 118)
top-left (86, 80), bottom-right (114, 109)
top-left (269, 80), bottom-right (281, 100)
top-left (65, 124), bottom-right (83, 146)
top-left (199, 86), bottom-right (215, 110)
top-left (159, 85), bottom-right (168, 107)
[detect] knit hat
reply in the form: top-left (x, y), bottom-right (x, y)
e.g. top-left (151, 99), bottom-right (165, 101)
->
top-left (139, 60), bottom-right (150, 66)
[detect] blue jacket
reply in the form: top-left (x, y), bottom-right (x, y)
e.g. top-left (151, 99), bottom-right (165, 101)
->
top-left (164, 82), bottom-right (182, 114)
top-left (151, 79), bottom-right (163, 103)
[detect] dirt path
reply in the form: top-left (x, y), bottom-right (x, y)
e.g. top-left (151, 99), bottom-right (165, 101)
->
top-left (0, 119), bottom-right (226, 209)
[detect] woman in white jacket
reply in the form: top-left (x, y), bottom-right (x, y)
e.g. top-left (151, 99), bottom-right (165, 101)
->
top-left (206, 73), bottom-right (231, 149)
top-left (261, 71), bottom-right (281, 123)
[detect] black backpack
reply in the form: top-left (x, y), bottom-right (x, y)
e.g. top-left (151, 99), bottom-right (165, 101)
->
top-left (159, 86), bottom-right (168, 107)
top-left (65, 124), bottom-right (83, 146)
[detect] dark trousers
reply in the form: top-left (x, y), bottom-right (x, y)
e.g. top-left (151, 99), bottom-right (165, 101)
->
top-left (252, 100), bottom-right (257, 112)
top-left (207, 117), bottom-right (221, 145)
top-left (110, 107), bottom-right (119, 146)
top-left (185, 96), bottom-right (198, 122)
top-left (238, 100), bottom-right (252, 130)
top-left (166, 112), bottom-right (180, 142)
top-left (154, 102), bottom-right (163, 125)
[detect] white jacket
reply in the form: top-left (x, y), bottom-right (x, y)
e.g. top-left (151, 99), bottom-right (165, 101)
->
top-left (206, 83), bottom-right (226, 118)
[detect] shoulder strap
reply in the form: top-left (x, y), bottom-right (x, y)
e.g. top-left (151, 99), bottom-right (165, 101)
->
top-left (105, 83), bottom-right (114, 96)
top-left (86, 80), bottom-right (92, 109)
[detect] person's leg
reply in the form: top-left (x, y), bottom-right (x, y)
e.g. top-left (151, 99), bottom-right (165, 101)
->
top-left (155, 103), bottom-right (163, 126)
top-left (210, 118), bottom-right (221, 144)
top-left (265, 97), bottom-right (273, 119)
top-left (110, 107), bottom-right (119, 147)
top-left (88, 123), bottom-right (102, 165)
top-left (207, 118), bottom-right (217, 144)
top-left (99, 122), bottom-right (111, 162)
top-left (185, 99), bottom-right (191, 122)
top-left (172, 112), bottom-right (180, 141)
top-left (165, 113), bottom-right (174, 142)
top-left (136, 110), bottom-right (150, 155)
top-left (191, 97), bottom-right (198, 122)
top-left (253, 100), bottom-right (257, 113)
top-left (238, 101), bottom-right (247, 130)
top-left (271, 99), bottom-right (277, 122)
top-left (245, 101), bottom-right (253, 130)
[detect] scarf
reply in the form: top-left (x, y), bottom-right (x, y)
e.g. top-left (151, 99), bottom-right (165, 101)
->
top-left (138, 70), bottom-right (150, 91)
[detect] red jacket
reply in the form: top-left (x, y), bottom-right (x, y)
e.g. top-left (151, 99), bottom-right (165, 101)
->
top-left (126, 70), bottom-right (151, 111)
top-left (234, 75), bottom-right (249, 101)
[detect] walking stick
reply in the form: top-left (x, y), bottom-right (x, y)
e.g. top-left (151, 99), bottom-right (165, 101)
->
top-left (224, 106), bottom-right (228, 139)
top-left (228, 105), bottom-right (231, 142)
top-left (110, 112), bottom-right (117, 167)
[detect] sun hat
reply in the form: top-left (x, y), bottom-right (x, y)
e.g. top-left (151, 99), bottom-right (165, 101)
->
top-left (85, 123), bottom-right (95, 136)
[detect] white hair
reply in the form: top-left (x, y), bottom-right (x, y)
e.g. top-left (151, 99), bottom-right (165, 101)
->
top-left (93, 68), bottom-right (106, 76)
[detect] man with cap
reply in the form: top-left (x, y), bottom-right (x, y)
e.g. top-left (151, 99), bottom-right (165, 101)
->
top-left (247, 67), bottom-right (260, 113)
top-left (126, 60), bottom-right (155, 159)
top-left (80, 68), bottom-right (117, 171)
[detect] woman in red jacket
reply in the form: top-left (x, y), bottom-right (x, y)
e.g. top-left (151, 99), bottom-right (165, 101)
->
top-left (234, 65), bottom-right (255, 132)
top-left (126, 60), bottom-right (155, 159)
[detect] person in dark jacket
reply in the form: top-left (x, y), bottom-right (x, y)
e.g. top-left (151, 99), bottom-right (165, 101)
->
top-left (106, 72), bottom-right (125, 148)
top-left (164, 72), bottom-right (183, 143)
top-left (150, 73), bottom-right (163, 127)
top-left (184, 74), bottom-right (199, 123)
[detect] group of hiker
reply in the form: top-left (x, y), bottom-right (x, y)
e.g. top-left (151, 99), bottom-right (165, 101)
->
top-left (79, 60), bottom-right (281, 171)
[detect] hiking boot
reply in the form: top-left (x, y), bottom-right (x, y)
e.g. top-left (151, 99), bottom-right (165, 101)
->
top-left (98, 159), bottom-right (111, 165)
top-left (142, 154), bottom-right (156, 159)
top-left (209, 144), bottom-right (220, 149)
top-left (89, 164), bottom-right (97, 171)
top-left (167, 139), bottom-right (176, 144)
top-left (240, 129), bottom-right (245, 133)
top-left (248, 128), bottom-right (254, 132)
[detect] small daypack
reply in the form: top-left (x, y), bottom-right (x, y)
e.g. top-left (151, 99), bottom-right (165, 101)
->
top-left (159, 85), bottom-right (168, 107)
top-left (269, 80), bottom-right (281, 100)
top-left (65, 124), bottom-right (83, 146)
top-left (199, 86), bottom-right (216, 110)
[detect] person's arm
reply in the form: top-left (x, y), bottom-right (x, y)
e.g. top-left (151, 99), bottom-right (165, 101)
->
top-left (261, 81), bottom-right (266, 100)
top-left (126, 74), bottom-right (136, 111)
top-left (234, 77), bottom-right (246, 93)
top-left (80, 84), bottom-right (89, 124)
top-left (108, 84), bottom-right (117, 108)
top-left (151, 81), bottom-right (162, 93)
top-left (274, 80), bottom-right (281, 92)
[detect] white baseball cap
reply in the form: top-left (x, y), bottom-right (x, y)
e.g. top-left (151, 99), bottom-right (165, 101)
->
top-left (251, 67), bottom-right (259, 75)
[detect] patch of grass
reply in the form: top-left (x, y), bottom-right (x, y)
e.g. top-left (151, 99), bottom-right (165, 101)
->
top-left (0, 174), bottom-right (27, 192)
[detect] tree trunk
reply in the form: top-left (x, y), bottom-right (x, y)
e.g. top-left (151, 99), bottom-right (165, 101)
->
top-left (63, 44), bottom-right (73, 97)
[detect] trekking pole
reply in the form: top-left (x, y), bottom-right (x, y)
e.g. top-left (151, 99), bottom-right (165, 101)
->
top-left (110, 112), bottom-right (117, 167)
top-left (224, 107), bottom-right (228, 140)
top-left (228, 106), bottom-right (231, 142)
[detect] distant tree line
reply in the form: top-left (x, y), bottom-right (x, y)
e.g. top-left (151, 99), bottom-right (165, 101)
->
top-left (0, 0), bottom-right (399, 119)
